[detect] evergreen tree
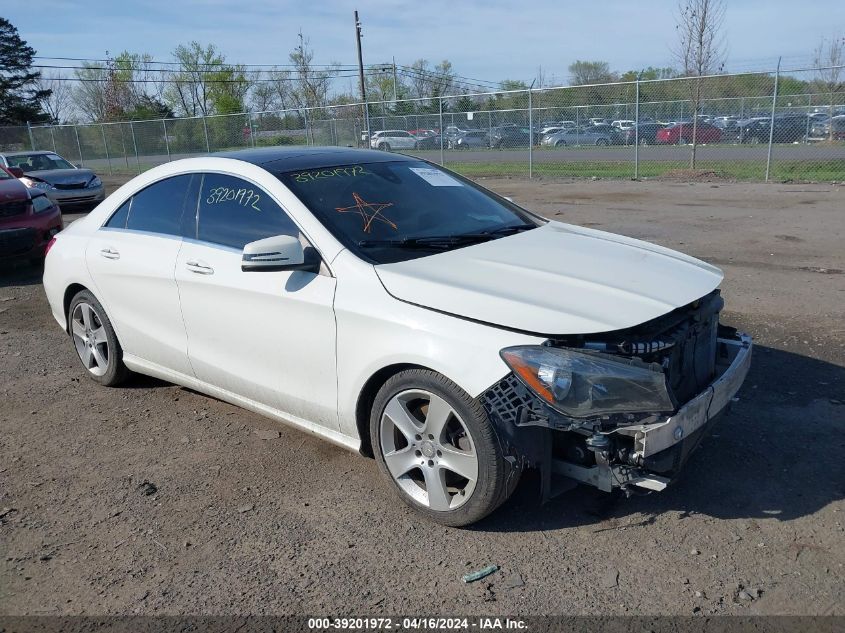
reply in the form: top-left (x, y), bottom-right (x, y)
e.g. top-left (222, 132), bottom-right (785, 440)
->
top-left (0, 18), bottom-right (50, 124)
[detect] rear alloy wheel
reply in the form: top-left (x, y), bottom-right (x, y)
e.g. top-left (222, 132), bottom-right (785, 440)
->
top-left (596, 138), bottom-right (609, 146)
top-left (378, 142), bottom-right (391, 151)
top-left (69, 290), bottom-right (131, 386)
top-left (554, 140), bottom-right (566, 147)
top-left (639, 137), bottom-right (649, 146)
top-left (371, 369), bottom-right (517, 526)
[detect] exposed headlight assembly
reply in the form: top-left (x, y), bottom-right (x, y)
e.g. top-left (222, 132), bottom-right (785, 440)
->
top-left (500, 345), bottom-right (675, 418)
top-left (88, 176), bottom-right (102, 188)
top-left (20, 177), bottom-right (53, 190)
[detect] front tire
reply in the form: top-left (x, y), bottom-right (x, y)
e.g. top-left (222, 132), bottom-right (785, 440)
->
top-left (68, 290), bottom-right (131, 386)
top-left (370, 369), bottom-right (516, 527)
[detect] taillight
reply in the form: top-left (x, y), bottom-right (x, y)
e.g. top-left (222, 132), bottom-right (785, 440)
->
top-left (45, 236), bottom-right (58, 256)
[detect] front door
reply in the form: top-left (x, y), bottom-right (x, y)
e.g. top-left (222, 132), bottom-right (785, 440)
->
top-left (175, 172), bottom-right (339, 431)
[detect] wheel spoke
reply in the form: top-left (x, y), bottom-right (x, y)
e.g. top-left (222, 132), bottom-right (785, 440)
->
top-left (80, 304), bottom-right (93, 329)
top-left (91, 345), bottom-right (108, 369)
top-left (422, 467), bottom-right (452, 511)
top-left (383, 397), bottom-right (420, 441)
top-left (438, 446), bottom-right (478, 482)
top-left (382, 447), bottom-right (418, 479)
top-left (423, 394), bottom-right (452, 440)
top-left (71, 319), bottom-right (86, 340)
top-left (81, 346), bottom-right (93, 368)
top-left (91, 326), bottom-right (108, 344)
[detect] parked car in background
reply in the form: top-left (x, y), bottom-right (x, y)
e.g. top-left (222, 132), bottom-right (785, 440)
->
top-left (1, 151), bottom-right (105, 211)
top-left (488, 126), bottom-right (535, 149)
top-left (43, 147), bottom-right (751, 526)
top-left (808, 115), bottom-right (845, 141)
top-left (412, 130), bottom-right (442, 150)
top-left (451, 130), bottom-right (489, 150)
top-left (611, 120), bottom-right (635, 130)
top-left (369, 130), bottom-right (418, 151)
top-left (442, 126), bottom-right (470, 146)
top-left (655, 122), bottom-right (722, 144)
top-left (542, 126), bottom-right (614, 147)
top-left (588, 118), bottom-right (609, 126)
top-left (622, 123), bottom-right (666, 146)
top-left (0, 165), bottom-right (62, 266)
top-left (736, 115), bottom-right (808, 144)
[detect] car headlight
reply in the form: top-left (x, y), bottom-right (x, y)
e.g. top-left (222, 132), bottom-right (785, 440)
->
top-left (88, 176), bottom-right (102, 188)
top-left (500, 345), bottom-right (675, 417)
top-left (20, 177), bottom-right (53, 190)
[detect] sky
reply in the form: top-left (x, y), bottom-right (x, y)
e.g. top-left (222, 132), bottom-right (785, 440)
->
top-left (6, 0), bottom-right (844, 91)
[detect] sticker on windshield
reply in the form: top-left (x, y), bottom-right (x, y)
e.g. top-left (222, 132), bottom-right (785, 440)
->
top-left (409, 167), bottom-right (462, 187)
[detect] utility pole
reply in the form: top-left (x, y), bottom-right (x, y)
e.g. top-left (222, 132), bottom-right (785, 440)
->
top-left (392, 56), bottom-right (398, 103)
top-left (354, 10), bottom-right (370, 146)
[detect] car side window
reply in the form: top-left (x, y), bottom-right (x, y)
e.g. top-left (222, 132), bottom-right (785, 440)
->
top-left (104, 199), bottom-right (131, 228)
top-left (125, 174), bottom-right (196, 236)
top-left (197, 173), bottom-right (299, 250)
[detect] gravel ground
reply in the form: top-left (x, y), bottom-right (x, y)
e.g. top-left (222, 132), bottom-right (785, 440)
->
top-left (1, 176), bottom-right (843, 616)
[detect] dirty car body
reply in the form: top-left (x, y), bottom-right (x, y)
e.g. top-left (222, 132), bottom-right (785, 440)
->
top-left (42, 147), bottom-right (751, 526)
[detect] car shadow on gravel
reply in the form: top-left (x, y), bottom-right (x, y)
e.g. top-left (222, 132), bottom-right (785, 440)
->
top-left (474, 344), bottom-right (845, 533)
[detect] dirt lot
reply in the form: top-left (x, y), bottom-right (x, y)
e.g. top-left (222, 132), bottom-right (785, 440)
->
top-left (1, 175), bottom-right (843, 616)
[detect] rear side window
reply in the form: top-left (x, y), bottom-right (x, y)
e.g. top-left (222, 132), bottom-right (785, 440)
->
top-left (196, 173), bottom-right (299, 250)
top-left (125, 174), bottom-right (196, 236)
top-left (104, 200), bottom-right (130, 228)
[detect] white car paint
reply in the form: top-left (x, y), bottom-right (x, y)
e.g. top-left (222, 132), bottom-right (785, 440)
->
top-left (42, 154), bottom-right (723, 455)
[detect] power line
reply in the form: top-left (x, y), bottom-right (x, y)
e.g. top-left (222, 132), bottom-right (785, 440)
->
top-left (33, 55), bottom-right (354, 70)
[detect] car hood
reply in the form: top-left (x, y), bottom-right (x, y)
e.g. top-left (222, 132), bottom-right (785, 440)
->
top-left (374, 221), bottom-right (723, 335)
top-left (23, 169), bottom-right (95, 186)
top-left (0, 178), bottom-right (30, 201)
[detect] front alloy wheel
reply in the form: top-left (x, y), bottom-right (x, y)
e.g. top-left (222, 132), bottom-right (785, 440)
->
top-left (371, 369), bottom-right (517, 526)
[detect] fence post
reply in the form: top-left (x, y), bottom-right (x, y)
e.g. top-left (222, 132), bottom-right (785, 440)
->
top-left (49, 126), bottom-right (57, 153)
top-left (528, 87), bottom-right (533, 179)
top-left (129, 121), bottom-right (141, 174)
top-left (765, 57), bottom-right (781, 183)
top-left (438, 97), bottom-right (444, 166)
top-left (634, 74), bottom-right (640, 179)
top-left (74, 125), bottom-right (84, 167)
top-left (202, 115), bottom-right (211, 152)
top-left (162, 120), bottom-right (171, 161)
top-left (248, 113), bottom-right (256, 148)
top-left (26, 121), bottom-right (35, 150)
top-left (303, 109), bottom-right (310, 145)
top-left (100, 124), bottom-right (112, 175)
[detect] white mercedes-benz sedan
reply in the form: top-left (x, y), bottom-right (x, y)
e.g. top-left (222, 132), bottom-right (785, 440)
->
top-left (43, 147), bottom-right (751, 526)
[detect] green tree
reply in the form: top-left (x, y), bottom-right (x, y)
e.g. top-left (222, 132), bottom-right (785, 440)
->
top-left (0, 18), bottom-right (50, 124)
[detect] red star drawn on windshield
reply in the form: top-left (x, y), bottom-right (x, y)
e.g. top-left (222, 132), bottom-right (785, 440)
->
top-left (335, 192), bottom-right (396, 233)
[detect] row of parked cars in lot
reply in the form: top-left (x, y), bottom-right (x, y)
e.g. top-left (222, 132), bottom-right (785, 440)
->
top-left (365, 110), bottom-right (845, 151)
top-left (0, 150), bottom-right (105, 267)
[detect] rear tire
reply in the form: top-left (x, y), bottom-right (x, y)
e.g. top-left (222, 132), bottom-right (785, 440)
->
top-left (68, 290), bottom-right (131, 387)
top-left (554, 140), bottom-right (565, 147)
top-left (370, 369), bottom-right (517, 527)
top-left (378, 142), bottom-right (391, 151)
top-left (596, 138), bottom-right (609, 146)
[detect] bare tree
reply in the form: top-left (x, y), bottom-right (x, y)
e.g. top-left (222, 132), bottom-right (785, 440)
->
top-left (290, 31), bottom-right (336, 110)
top-left (72, 63), bottom-right (109, 121)
top-left (568, 60), bottom-right (615, 85)
top-left (674, 0), bottom-right (726, 168)
top-left (38, 71), bottom-right (74, 123)
top-left (813, 34), bottom-right (844, 141)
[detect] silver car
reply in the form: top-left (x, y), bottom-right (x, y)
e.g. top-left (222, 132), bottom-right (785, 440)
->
top-left (541, 127), bottom-right (612, 147)
top-left (1, 151), bottom-right (105, 210)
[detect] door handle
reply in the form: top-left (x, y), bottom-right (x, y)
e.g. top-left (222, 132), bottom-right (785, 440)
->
top-left (186, 260), bottom-right (214, 275)
top-left (99, 247), bottom-right (120, 260)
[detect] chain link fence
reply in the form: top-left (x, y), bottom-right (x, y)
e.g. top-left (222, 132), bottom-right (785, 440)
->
top-left (1, 65), bottom-right (843, 182)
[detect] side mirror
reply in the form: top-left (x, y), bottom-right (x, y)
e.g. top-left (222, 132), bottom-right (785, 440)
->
top-left (242, 234), bottom-right (318, 273)
top-left (8, 167), bottom-right (24, 178)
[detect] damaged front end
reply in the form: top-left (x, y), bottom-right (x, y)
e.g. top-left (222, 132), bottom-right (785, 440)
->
top-left (481, 290), bottom-right (752, 499)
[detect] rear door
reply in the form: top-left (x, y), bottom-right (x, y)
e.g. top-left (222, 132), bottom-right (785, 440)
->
top-left (175, 172), bottom-right (338, 430)
top-left (86, 174), bottom-right (200, 376)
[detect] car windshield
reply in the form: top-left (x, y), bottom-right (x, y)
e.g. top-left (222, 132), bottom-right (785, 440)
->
top-left (278, 160), bottom-right (539, 264)
top-left (7, 153), bottom-right (75, 172)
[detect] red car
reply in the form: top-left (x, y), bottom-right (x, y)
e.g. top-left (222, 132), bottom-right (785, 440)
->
top-left (0, 166), bottom-right (63, 265)
top-left (656, 122), bottom-right (722, 145)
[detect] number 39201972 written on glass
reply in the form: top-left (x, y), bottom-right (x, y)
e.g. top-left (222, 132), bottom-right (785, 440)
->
top-left (206, 187), bottom-right (261, 211)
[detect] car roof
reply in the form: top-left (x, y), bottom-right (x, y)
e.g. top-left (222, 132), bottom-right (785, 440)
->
top-left (214, 146), bottom-right (417, 172)
top-left (0, 150), bottom-right (56, 157)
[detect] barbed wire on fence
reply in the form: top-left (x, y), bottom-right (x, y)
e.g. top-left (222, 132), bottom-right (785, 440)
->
top-left (1, 65), bottom-right (843, 182)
